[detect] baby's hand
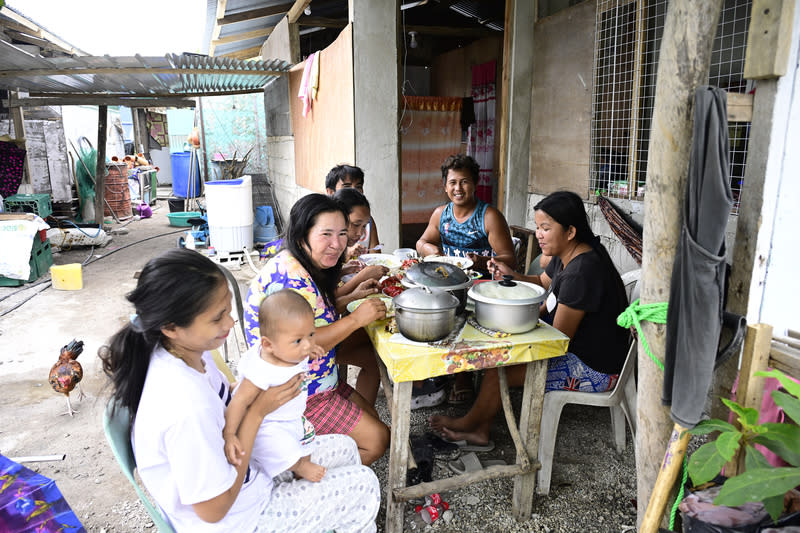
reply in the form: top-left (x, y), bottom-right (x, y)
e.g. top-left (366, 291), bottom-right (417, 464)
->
top-left (308, 344), bottom-right (325, 360)
top-left (224, 434), bottom-right (245, 466)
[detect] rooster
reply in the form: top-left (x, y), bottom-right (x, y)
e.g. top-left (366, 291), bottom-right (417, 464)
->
top-left (48, 339), bottom-right (85, 416)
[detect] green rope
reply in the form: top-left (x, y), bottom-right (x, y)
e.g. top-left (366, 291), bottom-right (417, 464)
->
top-left (618, 298), bottom-right (691, 530)
top-left (669, 455), bottom-right (689, 530)
top-left (616, 298), bottom-right (668, 371)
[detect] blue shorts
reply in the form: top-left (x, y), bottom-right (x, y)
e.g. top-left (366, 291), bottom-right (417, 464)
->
top-left (545, 352), bottom-right (619, 393)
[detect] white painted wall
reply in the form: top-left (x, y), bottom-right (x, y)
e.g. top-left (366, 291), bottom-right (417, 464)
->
top-left (754, 14), bottom-right (800, 335)
top-left (350, 0), bottom-right (401, 250)
top-left (60, 105), bottom-right (124, 159)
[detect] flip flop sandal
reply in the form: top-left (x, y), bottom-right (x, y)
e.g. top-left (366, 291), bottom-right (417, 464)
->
top-left (441, 437), bottom-right (496, 453)
top-left (422, 432), bottom-right (461, 458)
top-left (447, 452), bottom-right (507, 475)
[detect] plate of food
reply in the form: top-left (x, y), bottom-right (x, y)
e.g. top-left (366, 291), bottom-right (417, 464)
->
top-left (422, 255), bottom-right (473, 270)
top-left (380, 274), bottom-right (405, 298)
top-left (346, 295), bottom-right (395, 317)
top-left (358, 253), bottom-right (402, 269)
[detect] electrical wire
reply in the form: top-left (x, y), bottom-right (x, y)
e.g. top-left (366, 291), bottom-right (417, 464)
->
top-left (63, 220), bottom-right (103, 238)
top-left (0, 228), bottom-right (185, 317)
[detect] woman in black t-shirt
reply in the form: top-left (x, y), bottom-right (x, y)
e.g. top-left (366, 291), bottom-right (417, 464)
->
top-left (430, 191), bottom-right (629, 447)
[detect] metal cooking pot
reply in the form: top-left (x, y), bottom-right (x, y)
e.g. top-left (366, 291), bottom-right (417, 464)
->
top-left (468, 275), bottom-right (549, 334)
top-left (393, 287), bottom-right (460, 342)
top-left (401, 261), bottom-right (473, 314)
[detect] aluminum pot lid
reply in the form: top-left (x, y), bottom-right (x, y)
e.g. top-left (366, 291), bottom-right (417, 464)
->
top-left (468, 276), bottom-right (548, 305)
top-left (393, 287), bottom-right (459, 310)
top-left (403, 261), bottom-right (471, 290)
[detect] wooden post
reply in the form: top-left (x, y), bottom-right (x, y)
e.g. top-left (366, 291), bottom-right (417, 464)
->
top-left (385, 380), bottom-right (412, 533)
top-left (636, 0), bottom-right (723, 528)
top-left (497, 0), bottom-right (513, 212)
top-left (198, 98), bottom-right (209, 182)
top-left (94, 105), bottom-right (108, 224)
top-left (727, 323), bottom-right (773, 475)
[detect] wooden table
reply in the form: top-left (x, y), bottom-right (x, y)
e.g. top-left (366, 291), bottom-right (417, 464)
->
top-left (364, 318), bottom-right (569, 533)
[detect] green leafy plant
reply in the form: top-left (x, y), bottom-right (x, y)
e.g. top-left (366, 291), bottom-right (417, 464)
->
top-left (688, 368), bottom-right (800, 521)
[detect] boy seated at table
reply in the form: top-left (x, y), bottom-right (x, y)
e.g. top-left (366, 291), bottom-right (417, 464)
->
top-left (326, 164), bottom-right (380, 256)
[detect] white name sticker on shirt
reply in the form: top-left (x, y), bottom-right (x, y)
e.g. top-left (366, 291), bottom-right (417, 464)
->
top-left (546, 291), bottom-right (557, 313)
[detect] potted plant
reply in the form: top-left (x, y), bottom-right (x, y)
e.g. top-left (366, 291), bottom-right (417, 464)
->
top-left (684, 368), bottom-right (800, 528)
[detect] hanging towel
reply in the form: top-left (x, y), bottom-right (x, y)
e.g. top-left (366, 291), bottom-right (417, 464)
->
top-left (298, 52), bottom-right (316, 117)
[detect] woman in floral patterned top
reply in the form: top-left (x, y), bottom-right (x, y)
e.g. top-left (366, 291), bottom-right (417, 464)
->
top-left (244, 194), bottom-right (389, 465)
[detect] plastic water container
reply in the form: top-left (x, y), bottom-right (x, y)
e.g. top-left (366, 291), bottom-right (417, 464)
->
top-left (170, 151), bottom-right (201, 198)
top-left (254, 205), bottom-right (278, 243)
top-left (205, 176), bottom-right (253, 253)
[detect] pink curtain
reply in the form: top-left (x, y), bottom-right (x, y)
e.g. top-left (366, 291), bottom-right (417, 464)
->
top-left (467, 60), bottom-right (497, 203)
top-left (400, 96), bottom-right (463, 224)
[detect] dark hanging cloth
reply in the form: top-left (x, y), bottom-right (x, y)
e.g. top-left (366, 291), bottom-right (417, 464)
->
top-left (663, 86), bottom-right (733, 428)
top-left (460, 97), bottom-right (475, 130)
top-left (0, 140), bottom-right (26, 198)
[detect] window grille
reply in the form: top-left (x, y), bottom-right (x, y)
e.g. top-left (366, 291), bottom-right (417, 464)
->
top-left (590, 0), bottom-right (751, 212)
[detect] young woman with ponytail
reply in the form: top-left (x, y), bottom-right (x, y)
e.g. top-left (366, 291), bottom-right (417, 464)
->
top-left (429, 191), bottom-right (630, 447)
top-left (100, 249), bottom-right (380, 532)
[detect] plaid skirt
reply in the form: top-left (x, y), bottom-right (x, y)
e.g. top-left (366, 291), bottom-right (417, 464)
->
top-left (304, 381), bottom-right (363, 434)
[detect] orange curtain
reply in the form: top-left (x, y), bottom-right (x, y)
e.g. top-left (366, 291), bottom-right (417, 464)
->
top-left (400, 96), bottom-right (463, 224)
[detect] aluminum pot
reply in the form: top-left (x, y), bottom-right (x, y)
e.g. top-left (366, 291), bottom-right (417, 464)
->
top-left (393, 287), bottom-right (460, 342)
top-left (401, 261), bottom-right (473, 314)
top-left (468, 275), bottom-right (549, 334)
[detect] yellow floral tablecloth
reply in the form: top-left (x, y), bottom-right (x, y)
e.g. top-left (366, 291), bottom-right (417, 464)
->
top-left (364, 319), bottom-right (570, 383)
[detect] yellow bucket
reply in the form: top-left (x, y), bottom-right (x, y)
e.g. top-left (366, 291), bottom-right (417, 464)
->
top-left (50, 263), bottom-right (83, 290)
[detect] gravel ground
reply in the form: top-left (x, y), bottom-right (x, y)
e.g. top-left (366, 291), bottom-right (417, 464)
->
top-left (369, 380), bottom-right (639, 533)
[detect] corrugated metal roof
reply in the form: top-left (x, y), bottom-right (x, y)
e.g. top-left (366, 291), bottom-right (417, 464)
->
top-left (0, 44), bottom-right (291, 101)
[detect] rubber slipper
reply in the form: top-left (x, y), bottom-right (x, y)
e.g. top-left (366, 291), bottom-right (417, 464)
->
top-left (442, 437), bottom-right (495, 453)
top-left (422, 432), bottom-right (461, 457)
top-left (447, 452), bottom-right (506, 475)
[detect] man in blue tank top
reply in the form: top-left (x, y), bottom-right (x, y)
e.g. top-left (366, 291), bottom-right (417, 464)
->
top-left (416, 154), bottom-right (516, 272)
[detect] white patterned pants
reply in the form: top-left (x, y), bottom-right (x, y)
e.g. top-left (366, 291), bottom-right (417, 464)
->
top-left (256, 434), bottom-right (380, 533)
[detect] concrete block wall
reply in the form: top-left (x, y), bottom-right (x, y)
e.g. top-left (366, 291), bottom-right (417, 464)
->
top-left (266, 136), bottom-right (314, 225)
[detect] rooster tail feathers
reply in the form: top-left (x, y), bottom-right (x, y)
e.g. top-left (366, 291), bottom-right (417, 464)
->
top-left (61, 339), bottom-right (84, 360)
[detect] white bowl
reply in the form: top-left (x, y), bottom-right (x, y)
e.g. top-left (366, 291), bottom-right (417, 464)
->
top-left (393, 248), bottom-right (417, 261)
top-left (422, 255), bottom-right (473, 270)
top-left (358, 253), bottom-right (402, 269)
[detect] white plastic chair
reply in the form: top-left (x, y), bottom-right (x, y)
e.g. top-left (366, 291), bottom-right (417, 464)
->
top-left (535, 269), bottom-right (640, 496)
top-left (219, 265), bottom-right (247, 362)
top-left (536, 340), bottom-right (638, 495)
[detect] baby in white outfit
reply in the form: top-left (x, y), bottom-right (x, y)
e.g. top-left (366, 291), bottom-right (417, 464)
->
top-left (223, 289), bottom-right (325, 481)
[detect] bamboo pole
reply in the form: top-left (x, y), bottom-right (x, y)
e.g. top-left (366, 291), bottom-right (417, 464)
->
top-left (636, 0), bottom-right (723, 529)
top-left (641, 424), bottom-right (690, 532)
